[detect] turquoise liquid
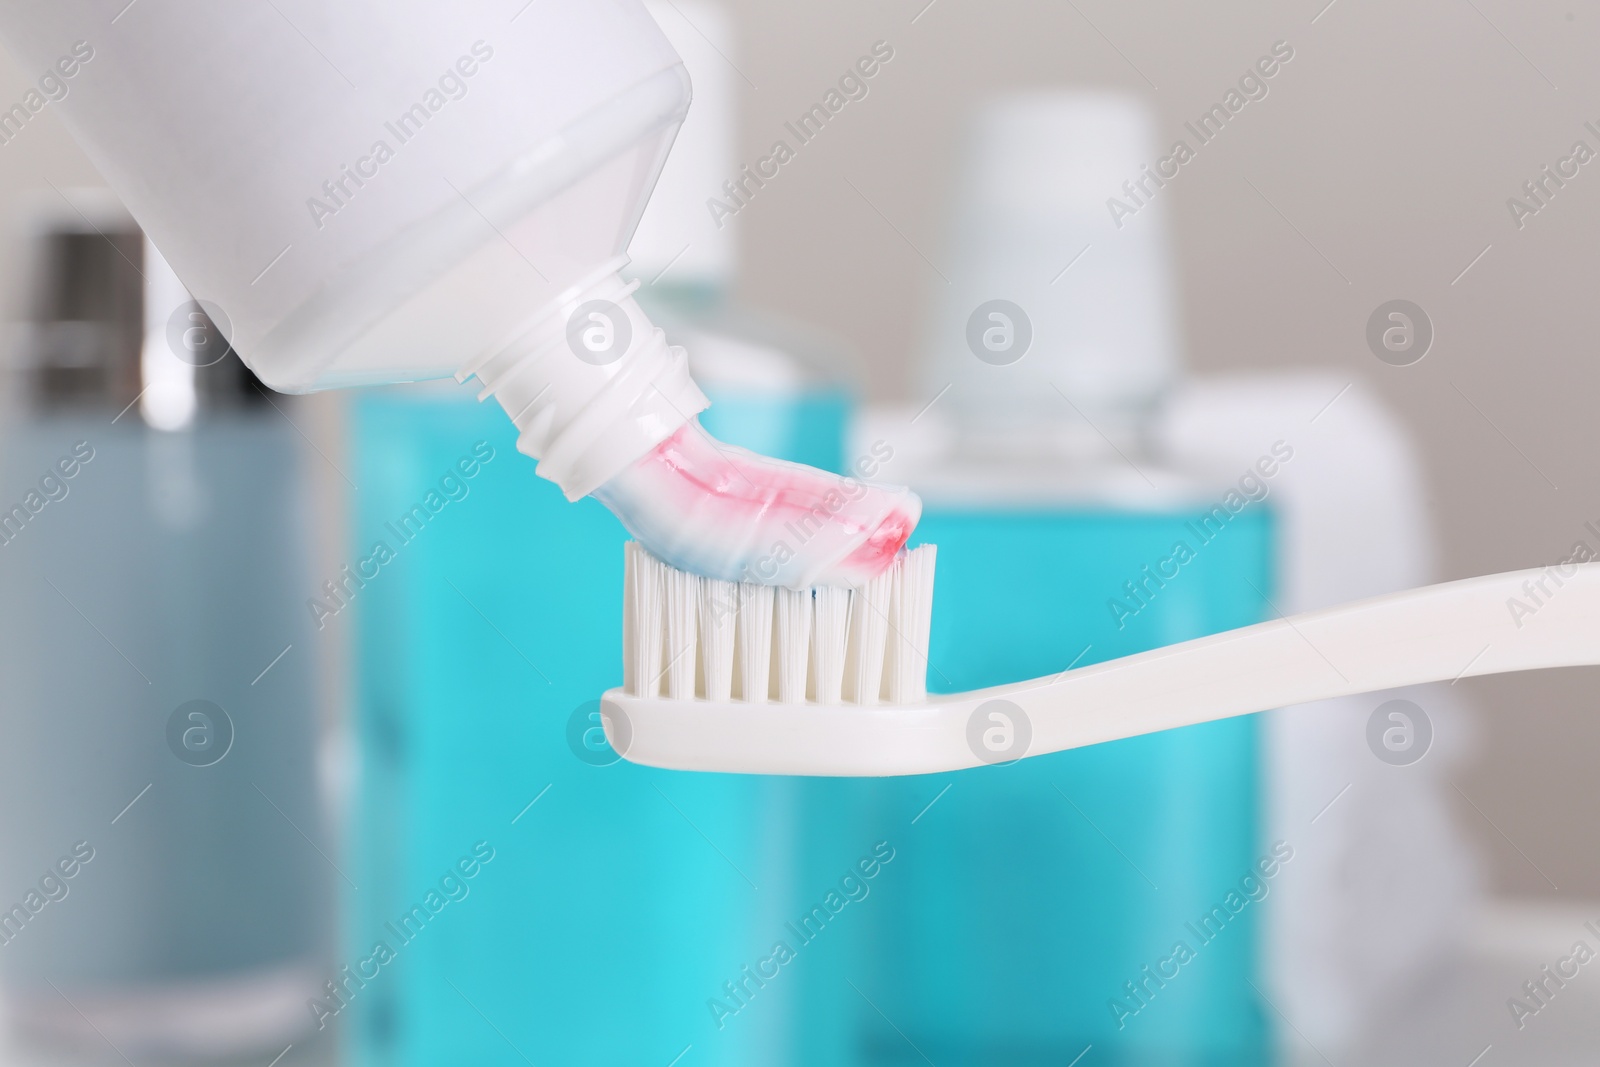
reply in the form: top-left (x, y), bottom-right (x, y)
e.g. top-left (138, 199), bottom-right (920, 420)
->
top-left (347, 388), bottom-right (1272, 1065)
top-left (346, 388), bottom-right (849, 1067)
top-left (845, 503), bottom-right (1276, 1065)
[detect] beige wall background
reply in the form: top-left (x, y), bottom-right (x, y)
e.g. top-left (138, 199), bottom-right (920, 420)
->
top-left (0, 0), bottom-right (1592, 897)
top-left (714, 0), bottom-right (1600, 896)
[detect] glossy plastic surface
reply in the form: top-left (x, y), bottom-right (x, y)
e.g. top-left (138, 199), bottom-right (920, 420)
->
top-left (611, 563), bottom-right (1600, 775)
top-left (0, 0), bottom-right (689, 391)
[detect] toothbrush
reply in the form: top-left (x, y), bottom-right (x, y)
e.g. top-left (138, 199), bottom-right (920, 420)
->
top-left (604, 547), bottom-right (1600, 776)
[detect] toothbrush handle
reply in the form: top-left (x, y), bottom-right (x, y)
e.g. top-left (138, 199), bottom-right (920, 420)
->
top-left (1005, 564), bottom-right (1600, 755)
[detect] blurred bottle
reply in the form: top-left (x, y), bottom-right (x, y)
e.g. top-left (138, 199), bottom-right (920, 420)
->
top-left (858, 93), bottom-right (1277, 1064)
top-left (0, 203), bottom-right (331, 1060)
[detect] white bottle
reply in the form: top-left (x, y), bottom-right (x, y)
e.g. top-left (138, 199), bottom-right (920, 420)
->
top-left (0, 0), bottom-right (706, 499)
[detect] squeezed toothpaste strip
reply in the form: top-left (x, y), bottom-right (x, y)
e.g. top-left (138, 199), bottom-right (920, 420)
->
top-left (593, 420), bottom-right (920, 589)
top-left (463, 271), bottom-right (919, 588)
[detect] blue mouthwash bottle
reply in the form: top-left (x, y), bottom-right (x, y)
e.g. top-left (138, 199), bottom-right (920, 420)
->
top-left (816, 92), bottom-right (1278, 1065)
top-left (347, 384), bottom-right (777, 1067)
top-left (853, 457), bottom-right (1275, 1065)
top-left (0, 226), bottom-right (330, 1061)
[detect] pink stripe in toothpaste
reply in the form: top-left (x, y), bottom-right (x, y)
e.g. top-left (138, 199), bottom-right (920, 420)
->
top-left (593, 422), bottom-right (921, 589)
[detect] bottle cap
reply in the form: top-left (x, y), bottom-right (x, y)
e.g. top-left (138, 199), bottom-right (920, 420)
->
top-left (918, 91), bottom-right (1181, 460)
top-left (13, 198), bottom-right (262, 425)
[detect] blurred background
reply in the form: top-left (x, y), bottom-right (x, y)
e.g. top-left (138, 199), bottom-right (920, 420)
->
top-left (0, 0), bottom-right (1595, 1064)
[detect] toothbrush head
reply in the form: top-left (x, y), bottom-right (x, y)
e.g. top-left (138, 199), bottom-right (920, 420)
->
top-left (607, 542), bottom-right (945, 774)
top-left (601, 690), bottom-right (999, 776)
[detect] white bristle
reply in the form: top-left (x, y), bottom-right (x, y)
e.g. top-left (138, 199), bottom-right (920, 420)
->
top-left (700, 577), bottom-right (738, 701)
top-left (735, 584), bottom-right (774, 702)
top-left (773, 587), bottom-right (812, 703)
top-left (623, 543), bottom-right (664, 697)
top-left (663, 565), bottom-right (699, 700)
top-left (623, 543), bottom-right (935, 706)
top-left (810, 586), bottom-right (851, 705)
top-left (843, 568), bottom-right (893, 705)
top-left (886, 545), bottom-right (937, 703)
